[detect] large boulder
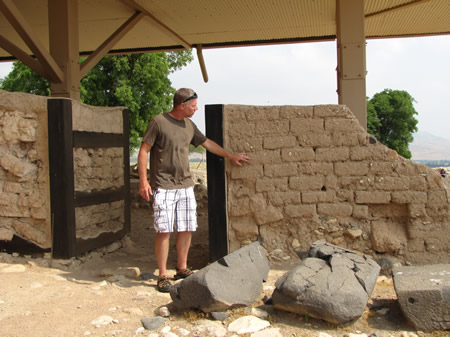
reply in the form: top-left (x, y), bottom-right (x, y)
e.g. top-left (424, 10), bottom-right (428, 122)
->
top-left (272, 240), bottom-right (380, 324)
top-left (393, 264), bottom-right (450, 331)
top-left (170, 241), bottom-right (269, 312)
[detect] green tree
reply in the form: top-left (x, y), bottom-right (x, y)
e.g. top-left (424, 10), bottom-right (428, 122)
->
top-left (367, 89), bottom-right (418, 159)
top-left (1, 52), bottom-right (193, 151)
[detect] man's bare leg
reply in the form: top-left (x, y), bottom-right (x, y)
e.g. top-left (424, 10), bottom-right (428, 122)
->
top-left (176, 231), bottom-right (192, 271)
top-left (155, 232), bottom-right (170, 278)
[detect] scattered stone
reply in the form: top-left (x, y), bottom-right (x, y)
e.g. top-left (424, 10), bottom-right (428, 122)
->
top-left (317, 333), bottom-right (333, 337)
top-left (140, 316), bottom-right (166, 331)
top-left (123, 307), bottom-right (144, 315)
top-left (250, 307), bottom-right (269, 319)
top-left (91, 315), bottom-right (114, 327)
top-left (377, 257), bottom-right (393, 275)
top-left (272, 241), bottom-right (380, 324)
top-left (251, 327), bottom-right (282, 337)
top-left (393, 264), bottom-right (450, 331)
top-left (158, 306), bottom-right (170, 317)
top-left (0, 264), bottom-right (26, 273)
top-left (345, 228), bottom-right (362, 239)
top-left (228, 315), bottom-right (270, 334)
top-left (30, 281), bottom-right (43, 288)
top-left (139, 272), bottom-right (155, 280)
top-left (192, 319), bottom-right (227, 337)
top-left (210, 311), bottom-right (230, 321)
top-left (170, 241), bottom-right (269, 312)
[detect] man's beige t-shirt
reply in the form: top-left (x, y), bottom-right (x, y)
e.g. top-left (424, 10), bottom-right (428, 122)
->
top-left (142, 112), bottom-right (207, 190)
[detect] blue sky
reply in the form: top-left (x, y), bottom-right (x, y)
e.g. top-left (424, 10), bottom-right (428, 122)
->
top-left (1, 35), bottom-right (449, 138)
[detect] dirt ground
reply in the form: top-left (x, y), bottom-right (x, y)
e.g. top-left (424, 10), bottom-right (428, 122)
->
top-left (0, 208), bottom-right (444, 337)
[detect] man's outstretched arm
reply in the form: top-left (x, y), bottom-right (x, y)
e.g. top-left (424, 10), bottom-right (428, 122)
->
top-left (201, 138), bottom-right (250, 166)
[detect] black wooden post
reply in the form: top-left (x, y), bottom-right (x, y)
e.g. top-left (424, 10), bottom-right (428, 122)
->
top-left (48, 99), bottom-right (76, 258)
top-left (205, 104), bottom-right (228, 262)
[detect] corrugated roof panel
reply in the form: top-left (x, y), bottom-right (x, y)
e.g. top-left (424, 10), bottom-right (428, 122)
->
top-left (365, 0), bottom-right (450, 37)
top-left (134, 0), bottom-right (336, 45)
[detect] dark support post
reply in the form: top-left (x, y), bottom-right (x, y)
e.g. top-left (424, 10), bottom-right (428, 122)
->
top-left (48, 99), bottom-right (76, 258)
top-left (205, 104), bottom-right (228, 262)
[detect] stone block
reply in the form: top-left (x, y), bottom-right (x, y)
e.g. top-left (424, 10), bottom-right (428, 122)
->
top-left (313, 105), bottom-right (351, 118)
top-left (272, 241), bottom-right (380, 324)
top-left (349, 145), bottom-right (386, 161)
top-left (284, 204), bottom-right (316, 218)
top-left (335, 162), bottom-right (369, 176)
top-left (263, 136), bottom-right (297, 149)
top-left (355, 191), bottom-right (391, 204)
top-left (374, 176), bottom-right (411, 191)
top-left (250, 150), bottom-right (281, 165)
top-left (230, 164), bottom-right (263, 180)
top-left (170, 241), bottom-right (270, 313)
top-left (371, 220), bottom-right (407, 254)
top-left (297, 131), bottom-right (333, 147)
top-left (302, 191), bottom-right (336, 204)
top-left (230, 217), bottom-right (259, 240)
top-left (255, 120), bottom-right (289, 135)
top-left (0, 153), bottom-right (38, 182)
top-left (289, 176), bottom-right (324, 191)
top-left (279, 105), bottom-right (313, 119)
top-left (264, 163), bottom-right (297, 178)
top-left (315, 147), bottom-right (349, 162)
top-left (325, 118), bottom-right (364, 132)
top-left (393, 264), bottom-right (450, 331)
top-left (352, 205), bottom-right (368, 218)
top-left (246, 106), bottom-right (280, 121)
top-left (254, 205), bottom-right (284, 224)
top-left (391, 191), bottom-right (427, 204)
top-left (290, 119), bottom-right (324, 134)
top-left (281, 147), bottom-right (315, 162)
top-left (332, 132), bottom-right (366, 146)
top-left (317, 203), bottom-right (353, 216)
top-left (255, 178), bottom-right (288, 192)
top-left (268, 191), bottom-right (301, 206)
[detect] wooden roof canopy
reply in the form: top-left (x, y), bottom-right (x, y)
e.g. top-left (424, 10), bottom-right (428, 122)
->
top-left (1, 0), bottom-right (449, 126)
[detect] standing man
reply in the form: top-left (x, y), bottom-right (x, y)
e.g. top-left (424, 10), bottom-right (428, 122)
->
top-left (138, 88), bottom-right (250, 292)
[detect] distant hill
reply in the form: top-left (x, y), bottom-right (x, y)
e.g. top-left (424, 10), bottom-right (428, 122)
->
top-left (410, 131), bottom-right (450, 160)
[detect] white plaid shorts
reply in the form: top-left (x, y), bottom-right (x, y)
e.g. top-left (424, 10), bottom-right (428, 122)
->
top-left (152, 187), bottom-right (198, 233)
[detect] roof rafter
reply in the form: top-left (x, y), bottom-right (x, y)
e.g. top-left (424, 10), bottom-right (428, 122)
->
top-left (365, 0), bottom-right (432, 18)
top-left (80, 11), bottom-right (145, 78)
top-left (122, 0), bottom-right (192, 49)
top-left (0, 0), bottom-right (64, 82)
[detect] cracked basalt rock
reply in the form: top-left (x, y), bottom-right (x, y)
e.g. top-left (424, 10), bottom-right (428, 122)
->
top-left (170, 241), bottom-right (269, 313)
top-left (272, 240), bottom-right (380, 324)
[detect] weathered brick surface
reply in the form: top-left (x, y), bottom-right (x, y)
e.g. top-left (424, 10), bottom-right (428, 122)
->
top-left (0, 90), bottom-right (128, 250)
top-left (223, 104), bottom-right (450, 265)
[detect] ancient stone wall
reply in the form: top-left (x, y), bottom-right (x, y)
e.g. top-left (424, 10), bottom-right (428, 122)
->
top-left (0, 90), bottom-right (127, 248)
top-left (72, 101), bottom-right (126, 240)
top-left (0, 90), bottom-right (51, 248)
top-left (223, 104), bottom-right (450, 265)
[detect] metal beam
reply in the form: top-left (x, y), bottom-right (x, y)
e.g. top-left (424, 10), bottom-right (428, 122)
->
top-left (336, 0), bottom-right (367, 129)
top-left (0, 0), bottom-right (64, 83)
top-left (123, 0), bottom-right (192, 49)
top-left (80, 11), bottom-right (144, 78)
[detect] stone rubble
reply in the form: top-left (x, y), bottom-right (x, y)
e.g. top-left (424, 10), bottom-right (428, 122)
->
top-left (0, 244), bottom-right (446, 337)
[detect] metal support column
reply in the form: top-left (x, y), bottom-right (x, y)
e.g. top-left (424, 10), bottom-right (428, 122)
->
top-left (336, 0), bottom-right (367, 129)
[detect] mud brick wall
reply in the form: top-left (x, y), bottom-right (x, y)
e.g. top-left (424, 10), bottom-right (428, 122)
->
top-left (223, 104), bottom-right (450, 265)
top-left (0, 91), bottom-right (51, 248)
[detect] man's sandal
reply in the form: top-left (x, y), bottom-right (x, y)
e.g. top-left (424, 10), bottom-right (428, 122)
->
top-left (174, 268), bottom-right (193, 280)
top-left (157, 276), bottom-right (172, 293)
